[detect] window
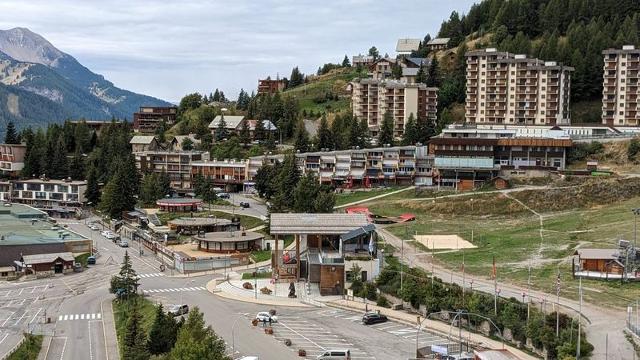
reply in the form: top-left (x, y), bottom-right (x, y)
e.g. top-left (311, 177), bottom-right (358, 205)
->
top-left (542, 87), bottom-right (546, 91)
top-left (35, 192), bottom-right (47, 199)
top-left (57, 185), bottom-right (68, 193)
top-left (43, 184), bottom-right (55, 192)
top-left (27, 184), bottom-right (41, 191)
top-left (481, 71), bottom-right (485, 76)
top-left (621, 95), bottom-right (625, 99)
top-left (620, 111), bottom-right (624, 115)
top-left (622, 71), bottom-right (626, 75)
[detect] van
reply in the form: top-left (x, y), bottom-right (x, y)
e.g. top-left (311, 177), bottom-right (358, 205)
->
top-left (317, 349), bottom-right (351, 360)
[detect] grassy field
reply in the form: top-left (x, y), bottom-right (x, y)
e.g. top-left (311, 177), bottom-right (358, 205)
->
top-left (242, 271), bottom-right (272, 280)
top-left (250, 250), bottom-right (272, 263)
top-left (113, 296), bottom-right (157, 352)
top-left (6, 334), bottom-right (42, 360)
top-left (284, 68), bottom-right (366, 115)
top-left (334, 186), bottom-right (408, 207)
top-left (368, 181), bottom-right (640, 308)
top-left (157, 210), bottom-right (265, 230)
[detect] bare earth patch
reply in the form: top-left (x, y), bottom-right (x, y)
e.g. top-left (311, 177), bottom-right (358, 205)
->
top-left (413, 234), bottom-right (477, 250)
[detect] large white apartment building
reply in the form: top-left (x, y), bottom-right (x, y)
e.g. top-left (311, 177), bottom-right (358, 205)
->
top-left (602, 45), bottom-right (640, 126)
top-left (0, 178), bottom-right (87, 207)
top-left (349, 79), bottom-right (438, 139)
top-left (465, 48), bottom-right (573, 126)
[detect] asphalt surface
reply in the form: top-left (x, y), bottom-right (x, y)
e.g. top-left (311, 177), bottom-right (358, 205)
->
top-left (0, 217), bottom-right (425, 360)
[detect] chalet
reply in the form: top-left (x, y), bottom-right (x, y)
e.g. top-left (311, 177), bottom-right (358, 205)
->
top-left (20, 252), bottom-right (75, 276)
top-left (574, 248), bottom-right (624, 275)
top-left (133, 106), bottom-right (178, 133)
top-left (245, 119), bottom-right (277, 138)
top-left (396, 38), bottom-right (421, 54)
top-left (258, 78), bottom-right (287, 95)
top-left (426, 37), bottom-right (450, 51)
top-left (130, 135), bottom-right (160, 153)
top-left (352, 55), bottom-right (375, 67)
top-left (208, 115), bottom-right (246, 138)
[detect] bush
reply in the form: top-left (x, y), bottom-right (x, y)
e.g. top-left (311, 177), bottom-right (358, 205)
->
top-left (376, 295), bottom-right (390, 308)
top-left (629, 139), bottom-right (640, 161)
top-left (260, 287), bottom-right (272, 295)
top-left (242, 282), bottom-right (253, 290)
top-left (567, 141), bottom-right (603, 163)
top-left (361, 282), bottom-right (378, 301)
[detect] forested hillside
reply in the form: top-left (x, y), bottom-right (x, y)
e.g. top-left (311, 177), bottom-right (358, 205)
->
top-left (427, 0), bottom-right (640, 123)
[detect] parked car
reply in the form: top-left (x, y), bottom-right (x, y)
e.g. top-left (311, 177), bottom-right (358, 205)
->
top-left (316, 349), bottom-right (351, 360)
top-left (362, 312), bottom-right (388, 325)
top-left (255, 311), bottom-right (277, 323)
top-left (239, 202), bottom-right (250, 208)
top-left (100, 230), bottom-right (113, 237)
top-left (89, 224), bottom-right (100, 231)
top-left (118, 240), bottom-right (129, 247)
top-left (217, 192), bottom-right (230, 199)
top-left (73, 263), bottom-right (84, 272)
top-left (87, 256), bottom-right (96, 265)
top-left (168, 304), bottom-right (189, 316)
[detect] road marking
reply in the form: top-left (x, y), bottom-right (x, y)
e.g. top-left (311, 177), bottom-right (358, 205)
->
top-left (91, 313), bottom-right (96, 319)
top-left (29, 308), bottom-right (43, 323)
top-left (88, 320), bottom-right (94, 360)
top-left (97, 313), bottom-right (101, 319)
top-left (59, 337), bottom-right (67, 360)
top-left (74, 314), bottom-right (79, 320)
top-left (81, 314), bottom-right (85, 320)
top-left (1, 311), bottom-right (15, 326)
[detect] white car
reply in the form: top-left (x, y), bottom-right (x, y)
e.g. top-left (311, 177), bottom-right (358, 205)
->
top-left (255, 312), bottom-right (277, 323)
top-left (101, 230), bottom-right (116, 239)
top-left (88, 224), bottom-right (100, 231)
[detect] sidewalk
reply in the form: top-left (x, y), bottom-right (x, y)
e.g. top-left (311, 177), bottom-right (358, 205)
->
top-left (101, 296), bottom-right (120, 360)
top-left (334, 186), bottom-right (415, 209)
top-left (208, 278), bottom-right (311, 307)
top-left (327, 299), bottom-right (538, 360)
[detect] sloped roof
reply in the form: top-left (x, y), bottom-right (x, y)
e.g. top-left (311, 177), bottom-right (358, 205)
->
top-left (208, 115), bottom-right (245, 129)
top-left (130, 136), bottom-right (157, 145)
top-left (402, 68), bottom-right (420, 77)
top-left (396, 38), bottom-right (421, 53)
top-left (270, 213), bottom-right (369, 235)
top-left (427, 37), bottom-right (450, 46)
top-left (405, 57), bottom-right (429, 67)
top-left (22, 251), bottom-right (74, 264)
top-left (574, 248), bottom-right (619, 260)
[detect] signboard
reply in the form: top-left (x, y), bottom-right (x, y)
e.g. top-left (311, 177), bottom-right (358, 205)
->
top-left (431, 345), bottom-right (448, 355)
top-left (347, 289), bottom-right (353, 298)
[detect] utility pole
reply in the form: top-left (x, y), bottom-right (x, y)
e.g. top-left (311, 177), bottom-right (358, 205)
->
top-left (556, 268), bottom-right (560, 337)
top-left (400, 238), bottom-right (404, 293)
top-left (527, 261), bottom-right (531, 324)
top-left (576, 276), bottom-right (582, 359)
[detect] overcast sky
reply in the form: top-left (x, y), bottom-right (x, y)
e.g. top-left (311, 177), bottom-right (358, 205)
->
top-left (0, 0), bottom-right (477, 103)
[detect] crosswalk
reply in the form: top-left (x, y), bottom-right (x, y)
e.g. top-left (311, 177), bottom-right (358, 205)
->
top-left (137, 273), bottom-right (166, 278)
top-left (142, 286), bottom-right (206, 294)
top-left (57, 313), bottom-right (102, 321)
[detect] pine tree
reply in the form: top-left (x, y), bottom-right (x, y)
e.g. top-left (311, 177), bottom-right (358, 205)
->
top-left (215, 114), bottom-right (228, 142)
top-left (169, 307), bottom-right (230, 360)
top-left (416, 64), bottom-right (427, 84)
top-left (122, 301), bottom-right (149, 360)
top-left (342, 55), bottom-right (351, 67)
top-left (84, 163), bottom-right (101, 205)
top-left (368, 46), bottom-right (380, 60)
top-left (50, 137), bottom-right (69, 179)
top-left (426, 58), bottom-right (439, 87)
top-left (317, 115), bottom-right (333, 150)
top-left (378, 111), bottom-right (395, 146)
top-left (253, 118), bottom-right (266, 141)
top-left (147, 304), bottom-right (179, 355)
top-left (272, 154), bottom-right (300, 210)
top-left (212, 89), bottom-right (220, 102)
top-left (401, 113), bottom-right (417, 145)
top-left (292, 119), bottom-right (309, 152)
top-left (239, 120), bottom-right (250, 145)
top-left (293, 173), bottom-right (320, 212)
top-left (312, 190), bottom-right (336, 213)
top-left (100, 158), bottom-right (137, 219)
top-left (289, 67), bottom-right (304, 88)
top-left (4, 121), bottom-right (19, 144)
top-left (110, 252), bottom-right (139, 297)
top-left (358, 117), bottom-right (371, 148)
top-left (69, 149), bottom-right (85, 180)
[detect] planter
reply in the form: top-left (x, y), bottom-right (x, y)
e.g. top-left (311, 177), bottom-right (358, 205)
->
top-left (252, 319), bottom-right (258, 326)
top-left (284, 338), bottom-right (292, 346)
top-left (243, 282), bottom-right (253, 290)
top-left (265, 328), bottom-right (274, 335)
top-left (298, 349), bottom-right (307, 357)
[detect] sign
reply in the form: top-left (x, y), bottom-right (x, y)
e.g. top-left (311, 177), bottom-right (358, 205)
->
top-left (431, 345), bottom-right (448, 355)
top-left (347, 289), bottom-right (353, 298)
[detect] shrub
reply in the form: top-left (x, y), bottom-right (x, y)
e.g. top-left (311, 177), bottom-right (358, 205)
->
top-left (629, 138), bottom-right (640, 161)
top-left (260, 287), bottom-right (272, 295)
top-left (242, 282), bottom-right (253, 290)
top-left (376, 295), bottom-right (390, 308)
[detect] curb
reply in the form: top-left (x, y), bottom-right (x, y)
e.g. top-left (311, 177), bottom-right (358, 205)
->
top-left (207, 279), bottom-right (309, 308)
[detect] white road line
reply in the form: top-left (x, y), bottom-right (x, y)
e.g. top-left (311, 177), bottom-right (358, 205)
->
top-left (97, 313), bottom-right (101, 319)
top-left (58, 315), bottom-right (63, 321)
top-left (63, 315), bottom-right (68, 321)
top-left (14, 310), bottom-right (28, 325)
top-left (278, 321), bottom-right (327, 351)
top-left (0, 333), bottom-right (8, 344)
top-left (30, 308), bottom-right (43, 323)
top-left (74, 314), bottom-right (79, 320)
top-left (88, 320), bottom-right (94, 360)
top-left (59, 337), bottom-right (68, 360)
top-left (91, 313), bottom-right (96, 319)
top-left (17, 288), bottom-right (23, 296)
top-left (81, 314), bottom-right (85, 320)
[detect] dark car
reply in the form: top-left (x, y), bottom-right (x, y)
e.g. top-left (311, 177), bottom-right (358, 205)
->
top-left (239, 202), bottom-right (250, 208)
top-left (87, 256), bottom-right (96, 265)
top-left (362, 312), bottom-right (388, 325)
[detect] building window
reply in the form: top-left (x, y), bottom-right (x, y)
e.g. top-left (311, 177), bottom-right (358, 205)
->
top-left (542, 79), bottom-right (546, 83)
top-left (510, 95), bottom-right (514, 99)
top-left (57, 185), bottom-right (68, 193)
top-left (27, 184), bottom-right (41, 191)
top-left (510, 87), bottom-right (514, 91)
top-left (481, 72), bottom-right (485, 76)
top-left (481, 79), bottom-right (485, 83)
top-left (620, 111), bottom-right (624, 115)
top-left (622, 71), bottom-right (626, 75)
top-left (621, 95), bottom-right (625, 99)
top-left (511, 71), bottom-right (515, 75)
top-left (542, 87), bottom-right (546, 91)
top-left (43, 184), bottom-right (55, 192)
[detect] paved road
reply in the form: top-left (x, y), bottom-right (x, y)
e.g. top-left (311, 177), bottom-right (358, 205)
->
top-left (378, 227), bottom-right (634, 360)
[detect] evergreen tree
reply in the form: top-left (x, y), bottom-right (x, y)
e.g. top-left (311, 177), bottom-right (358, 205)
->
top-left (22, 129), bottom-right (43, 178)
top-left (169, 307), bottom-right (230, 360)
top-left (100, 158), bottom-right (138, 219)
top-left (109, 252), bottom-right (139, 297)
top-left (289, 66), bottom-right (305, 88)
top-left (342, 55), bottom-right (351, 67)
top-left (4, 121), bottom-right (19, 144)
top-left (50, 137), bottom-right (69, 179)
top-left (215, 114), bottom-right (228, 142)
top-left (426, 57), bottom-right (440, 87)
top-left (122, 301), bottom-right (149, 360)
top-left (292, 119), bottom-right (310, 152)
top-left (358, 117), bottom-right (371, 148)
top-left (272, 154), bottom-right (300, 210)
top-left (368, 46), bottom-right (380, 60)
top-left (147, 304), bottom-right (179, 355)
top-left (312, 190), bottom-right (336, 213)
top-left (212, 89), bottom-right (221, 102)
top-left (69, 149), bottom-right (85, 180)
top-left (181, 137), bottom-right (194, 151)
top-left (317, 115), bottom-right (333, 150)
top-left (416, 64), bottom-right (427, 84)
top-left (239, 120), bottom-right (250, 145)
top-left (391, 63), bottom-right (403, 79)
top-left (85, 163), bottom-right (101, 205)
top-left (378, 111), bottom-right (395, 146)
top-left (254, 164), bottom-right (279, 199)
top-left (293, 173), bottom-right (320, 212)
top-left (193, 174), bottom-right (218, 209)
top-left (178, 93), bottom-right (203, 114)
top-left (401, 113), bottom-right (418, 145)
top-left (253, 119), bottom-right (266, 141)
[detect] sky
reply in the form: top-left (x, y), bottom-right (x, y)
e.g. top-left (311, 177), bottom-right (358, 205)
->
top-left (0, 0), bottom-right (477, 103)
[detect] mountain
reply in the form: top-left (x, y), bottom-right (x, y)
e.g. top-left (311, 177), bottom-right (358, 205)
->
top-left (0, 27), bottom-right (171, 131)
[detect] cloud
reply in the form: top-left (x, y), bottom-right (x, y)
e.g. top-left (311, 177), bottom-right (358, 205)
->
top-left (0, 0), bottom-right (477, 102)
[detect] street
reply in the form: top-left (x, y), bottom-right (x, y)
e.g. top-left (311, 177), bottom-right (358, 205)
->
top-left (1, 218), bottom-right (431, 360)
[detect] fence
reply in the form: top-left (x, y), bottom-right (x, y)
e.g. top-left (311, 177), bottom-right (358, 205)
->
top-left (628, 301), bottom-right (640, 338)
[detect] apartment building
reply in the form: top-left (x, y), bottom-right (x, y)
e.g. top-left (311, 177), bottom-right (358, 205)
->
top-left (258, 78), bottom-right (287, 95)
top-left (465, 48), bottom-right (573, 126)
top-left (133, 106), bottom-right (178, 133)
top-left (0, 144), bottom-right (26, 176)
top-left (352, 55), bottom-right (375, 67)
top-left (429, 125), bottom-right (572, 190)
top-left (350, 79), bottom-right (438, 138)
top-left (134, 151), bottom-right (209, 193)
top-left (602, 45), bottom-right (640, 126)
top-left (1, 178), bottom-right (87, 208)
top-left (191, 159), bottom-right (249, 190)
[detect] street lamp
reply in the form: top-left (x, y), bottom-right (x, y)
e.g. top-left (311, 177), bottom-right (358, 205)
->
top-left (632, 208), bottom-right (640, 250)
